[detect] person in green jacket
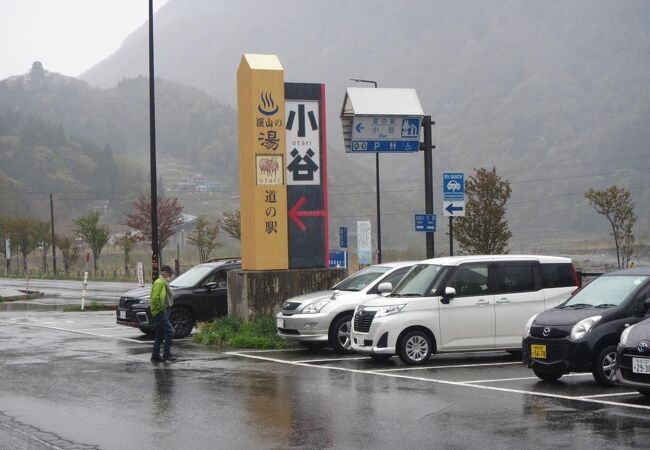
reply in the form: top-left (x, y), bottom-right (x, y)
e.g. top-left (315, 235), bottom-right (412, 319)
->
top-left (151, 265), bottom-right (176, 363)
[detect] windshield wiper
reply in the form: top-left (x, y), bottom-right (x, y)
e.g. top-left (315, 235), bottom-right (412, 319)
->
top-left (563, 303), bottom-right (592, 309)
top-left (594, 303), bottom-right (617, 308)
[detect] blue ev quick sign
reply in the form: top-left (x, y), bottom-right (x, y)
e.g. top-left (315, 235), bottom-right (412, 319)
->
top-left (442, 172), bottom-right (464, 201)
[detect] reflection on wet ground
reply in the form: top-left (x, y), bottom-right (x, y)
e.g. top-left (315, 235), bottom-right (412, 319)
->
top-left (1, 311), bottom-right (649, 449)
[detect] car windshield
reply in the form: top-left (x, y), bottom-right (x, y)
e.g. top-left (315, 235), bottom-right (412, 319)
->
top-left (562, 275), bottom-right (648, 308)
top-left (391, 264), bottom-right (447, 297)
top-left (332, 266), bottom-right (390, 291)
top-left (169, 265), bottom-right (216, 288)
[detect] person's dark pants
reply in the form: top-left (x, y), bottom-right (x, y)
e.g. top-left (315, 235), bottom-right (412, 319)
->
top-left (152, 310), bottom-right (174, 358)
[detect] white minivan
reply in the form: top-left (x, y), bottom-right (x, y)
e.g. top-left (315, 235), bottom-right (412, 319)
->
top-left (350, 255), bottom-right (580, 364)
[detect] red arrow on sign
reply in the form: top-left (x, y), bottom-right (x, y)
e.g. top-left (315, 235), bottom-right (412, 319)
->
top-left (288, 195), bottom-right (326, 231)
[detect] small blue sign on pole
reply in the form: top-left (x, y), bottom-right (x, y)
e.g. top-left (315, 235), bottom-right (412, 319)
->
top-left (339, 226), bottom-right (348, 248)
top-left (329, 250), bottom-right (347, 268)
top-left (415, 214), bottom-right (436, 232)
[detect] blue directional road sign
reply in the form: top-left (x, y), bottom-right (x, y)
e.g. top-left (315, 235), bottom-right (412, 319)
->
top-left (350, 116), bottom-right (421, 153)
top-left (443, 172), bottom-right (464, 200)
top-left (329, 250), bottom-right (347, 268)
top-left (415, 214), bottom-right (436, 232)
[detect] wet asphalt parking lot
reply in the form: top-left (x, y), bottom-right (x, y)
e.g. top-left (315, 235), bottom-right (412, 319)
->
top-left (1, 310), bottom-right (650, 449)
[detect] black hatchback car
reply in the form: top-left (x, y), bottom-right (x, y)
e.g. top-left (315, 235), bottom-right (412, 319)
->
top-left (616, 316), bottom-right (650, 397)
top-left (116, 259), bottom-right (240, 338)
top-left (523, 267), bottom-right (650, 386)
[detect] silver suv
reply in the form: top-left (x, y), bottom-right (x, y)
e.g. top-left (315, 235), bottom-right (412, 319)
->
top-left (276, 261), bottom-right (416, 353)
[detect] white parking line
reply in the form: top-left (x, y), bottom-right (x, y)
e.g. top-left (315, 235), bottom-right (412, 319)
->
top-left (467, 373), bottom-right (591, 384)
top-left (225, 351), bottom-right (650, 412)
top-left (295, 356), bottom-right (370, 363)
top-left (579, 392), bottom-right (641, 399)
top-left (0, 319), bottom-right (148, 344)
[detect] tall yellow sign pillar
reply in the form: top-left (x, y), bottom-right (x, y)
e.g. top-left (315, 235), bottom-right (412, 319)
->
top-left (237, 54), bottom-right (289, 270)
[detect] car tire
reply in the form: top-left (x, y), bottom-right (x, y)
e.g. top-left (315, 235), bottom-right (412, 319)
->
top-left (533, 367), bottom-right (563, 382)
top-left (139, 328), bottom-right (156, 338)
top-left (169, 307), bottom-right (195, 338)
top-left (329, 313), bottom-right (354, 354)
top-left (398, 330), bottom-right (432, 365)
top-left (592, 344), bottom-right (618, 387)
top-left (369, 354), bottom-right (393, 362)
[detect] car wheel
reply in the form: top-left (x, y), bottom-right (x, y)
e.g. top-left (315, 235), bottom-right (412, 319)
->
top-left (169, 308), bottom-right (195, 338)
top-left (369, 354), bottom-right (393, 362)
top-left (138, 328), bottom-right (155, 338)
top-left (398, 330), bottom-right (432, 365)
top-left (329, 314), bottom-right (354, 354)
top-left (533, 367), bottom-right (563, 382)
top-left (592, 345), bottom-right (618, 387)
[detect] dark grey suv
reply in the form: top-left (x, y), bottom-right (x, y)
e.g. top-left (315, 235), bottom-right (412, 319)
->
top-left (116, 259), bottom-right (240, 338)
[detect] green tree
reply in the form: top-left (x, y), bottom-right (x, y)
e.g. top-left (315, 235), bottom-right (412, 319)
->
top-left (74, 211), bottom-right (109, 273)
top-left (55, 234), bottom-right (80, 276)
top-left (33, 220), bottom-right (51, 273)
top-left (453, 167), bottom-right (512, 254)
top-left (187, 216), bottom-right (222, 262)
top-left (114, 230), bottom-right (142, 275)
top-left (218, 209), bottom-right (241, 241)
top-left (6, 217), bottom-right (40, 273)
top-left (585, 185), bottom-right (636, 269)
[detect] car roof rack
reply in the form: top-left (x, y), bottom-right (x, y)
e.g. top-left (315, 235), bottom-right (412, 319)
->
top-left (206, 257), bottom-right (241, 264)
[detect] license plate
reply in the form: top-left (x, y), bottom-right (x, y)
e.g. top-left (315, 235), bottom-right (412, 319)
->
top-left (119, 310), bottom-right (127, 320)
top-left (632, 357), bottom-right (650, 374)
top-left (276, 317), bottom-right (284, 329)
top-left (530, 344), bottom-right (547, 359)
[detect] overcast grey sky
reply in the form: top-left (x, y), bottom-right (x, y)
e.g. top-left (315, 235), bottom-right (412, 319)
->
top-left (0, 0), bottom-right (169, 80)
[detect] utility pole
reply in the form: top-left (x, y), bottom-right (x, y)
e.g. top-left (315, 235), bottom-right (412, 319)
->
top-left (148, 0), bottom-right (160, 281)
top-left (50, 193), bottom-right (57, 275)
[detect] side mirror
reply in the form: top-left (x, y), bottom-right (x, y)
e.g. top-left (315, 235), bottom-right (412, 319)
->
top-left (377, 282), bottom-right (393, 295)
top-left (441, 286), bottom-right (456, 305)
top-left (205, 282), bottom-right (218, 291)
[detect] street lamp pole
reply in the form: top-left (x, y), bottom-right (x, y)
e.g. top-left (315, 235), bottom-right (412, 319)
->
top-left (350, 78), bottom-right (381, 264)
top-left (148, 0), bottom-right (160, 281)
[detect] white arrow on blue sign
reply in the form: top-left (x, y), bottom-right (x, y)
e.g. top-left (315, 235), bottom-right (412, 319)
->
top-left (415, 214), bottom-right (436, 232)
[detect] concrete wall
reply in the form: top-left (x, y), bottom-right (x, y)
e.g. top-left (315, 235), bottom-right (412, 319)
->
top-left (228, 268), bottom-right (347, 321)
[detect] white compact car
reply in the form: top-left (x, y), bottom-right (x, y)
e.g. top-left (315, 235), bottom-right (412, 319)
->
top-left (276, 261), bottom-right (416, 353)
top-left (350, 255), bottom-right (580, 364)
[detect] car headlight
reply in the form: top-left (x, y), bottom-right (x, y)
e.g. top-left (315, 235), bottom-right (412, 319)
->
top-left (137, 296), bottom-right (150, 304)
top-left (374, 304), bottom-right (406, 318)
top-left (524, 314), bottom-right (538, 338)
top-left (301, 300), bottom-right (330, 314)
top-left (570, 315), bottom-right (602, 340)
top-left (619, 324), bottom-right (635, 346)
